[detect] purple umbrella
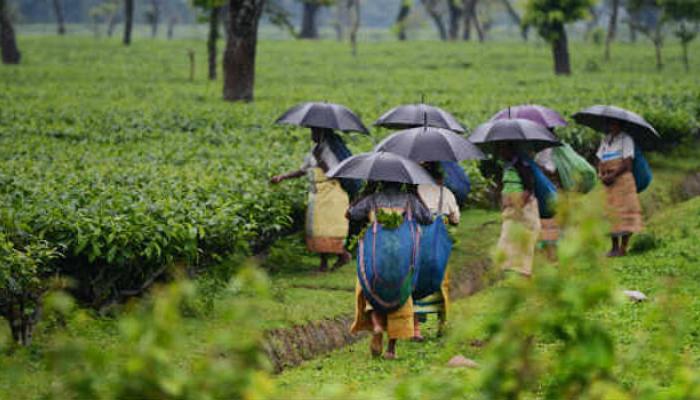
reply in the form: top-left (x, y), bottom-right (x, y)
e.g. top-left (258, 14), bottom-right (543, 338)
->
top-left (490, 105), bottom-right (567, 129)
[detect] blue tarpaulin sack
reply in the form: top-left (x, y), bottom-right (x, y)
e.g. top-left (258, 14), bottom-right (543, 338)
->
top-left (523, 155), bottom-right (558, 218)
top-left (632, 146), bottom-right (652, 193)
top-left (413, 215), bottom-right (452, 300)
top-left (326, 133), bottom-right (362, 198)
top-left (357, 211), bottom-right (420, 313)
top-left (440, 161), bottom-right (471, 206)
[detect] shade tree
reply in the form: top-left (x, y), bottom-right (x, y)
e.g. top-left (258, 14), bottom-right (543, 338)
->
top-left (524, 0), bottom-right (595, 75)
top-left (222, 0), bottom-right (266, 102)
top-left (0, 0), bottom-right (20, 64)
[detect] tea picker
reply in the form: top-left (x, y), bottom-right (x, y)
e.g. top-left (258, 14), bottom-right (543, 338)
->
top-left (270, 101), bottom-right (368, 272)
top-left (573, 105), bottom-right (659, 257)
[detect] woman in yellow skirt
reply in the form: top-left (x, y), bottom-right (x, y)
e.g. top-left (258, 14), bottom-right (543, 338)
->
top-left (496, 143), bottom-right (541, 277)
top-left (347, 182), bottom-right (432, 359)
top-left (271, 128), bottom-right (351, 271)
top-left (596, 121), bottom-right (643, 257)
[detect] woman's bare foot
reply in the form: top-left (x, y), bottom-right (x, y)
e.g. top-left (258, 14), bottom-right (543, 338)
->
top-left (412, 319), bottom-right (424, 342)
top-left (319, 254), bottom-right (329, 272)
top-left (332, 251), bottom-right (351, 270)
top-left (370, 333), bottom-right (383, 357)
top-left (606, 249), bottom-right (623, 258)
top-left (371, 311), bottom-right (384, 334)
top-left (384, 339), bottom-right (397, 360)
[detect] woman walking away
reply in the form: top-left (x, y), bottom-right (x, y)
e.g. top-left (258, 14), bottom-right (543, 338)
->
top-left (413, 162), bottom-right (459, 340)
top-left (596, 121), bottom-right (643, 257)
top-left (534, 147), bottom-right (561, 260)
top-left (348, 182), bottom-right (432, 360)
top-left (496, 143), bottom-right (541, 277)
top-left (271, 127), bottom-right (352, 271)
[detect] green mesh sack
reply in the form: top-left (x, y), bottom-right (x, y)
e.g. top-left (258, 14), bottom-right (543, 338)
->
top-left (551, 143), bottom-right (597, 193)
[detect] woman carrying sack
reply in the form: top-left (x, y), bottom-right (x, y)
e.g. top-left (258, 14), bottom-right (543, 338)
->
top-left (271, 128), bottom-right (352, 271)
top-left (496, 143), bottom-right (542, 277)
top-left (347, 182), bottom-right (432, 360)
top-left (596, 121), bottom-right (643, 257)
top-left (413, 162), bottom-right (459, 341)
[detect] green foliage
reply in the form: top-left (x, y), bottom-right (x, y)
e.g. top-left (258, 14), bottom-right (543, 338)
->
top-left (376, 209), bottom-right (404, 229)
top-left (523, 0), bottom-right (595, 42)
top-left (47, 266), bottom-right (274, 400)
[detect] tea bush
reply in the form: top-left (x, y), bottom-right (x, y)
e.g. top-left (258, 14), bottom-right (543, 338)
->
top-left (1, 37), bottom-right (699, 342)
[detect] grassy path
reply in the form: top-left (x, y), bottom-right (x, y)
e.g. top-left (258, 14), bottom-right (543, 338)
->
top-left (276, 150), bottom-right (700, 397)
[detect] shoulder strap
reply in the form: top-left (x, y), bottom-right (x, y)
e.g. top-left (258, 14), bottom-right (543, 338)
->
top-left (438, 185), bottom-right (444, 215)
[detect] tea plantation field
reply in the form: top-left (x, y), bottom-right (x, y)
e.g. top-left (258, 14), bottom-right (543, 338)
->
top-left (0, 36), bottom-right (699, 399)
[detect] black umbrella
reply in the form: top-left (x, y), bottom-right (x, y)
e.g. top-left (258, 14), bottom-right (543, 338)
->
top-left (374, 126), bottom-right (486, 162)
top-left (572, 105), bottom-right (660, 149)
top-left (468, 118), bottom-right (561, 151)
top-left (374, 104), bottom-right (466, 133)
top-left (326, 152), bottom-right (435, 185)
top-left (275, 102), bottom-right (369, 134)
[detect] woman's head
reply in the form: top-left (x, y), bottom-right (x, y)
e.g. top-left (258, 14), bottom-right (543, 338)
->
top-left (496, 142), bottom-right (516, 161)
top-left (310, 127), bottom-right (333, 143)
top-left (608, 121), bottom-right (622, 136)
top-left (422, 161), bottom-right (444, 183)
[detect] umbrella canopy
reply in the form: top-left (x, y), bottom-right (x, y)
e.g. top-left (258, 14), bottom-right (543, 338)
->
top-left (572, 105), bottom-right (660, 149)
top-left (326, 152), bottom-right (435, 185)
top-left (275, 102), bottom-right (369, 134)
top-left (468, 118), bottom-right (561, 151)
top-left (374, 126), bottom-right (486, 162)
top-left (490, 104), bottom-right (567, 129)
top-left (374, 104), bottom-right (466, 133)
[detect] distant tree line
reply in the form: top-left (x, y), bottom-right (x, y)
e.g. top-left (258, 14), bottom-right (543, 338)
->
top-left (2, 0), bottom-right (699, 97)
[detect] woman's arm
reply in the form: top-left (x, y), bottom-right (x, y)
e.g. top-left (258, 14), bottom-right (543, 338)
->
top-left (270, 169), bottom-right (305, 184)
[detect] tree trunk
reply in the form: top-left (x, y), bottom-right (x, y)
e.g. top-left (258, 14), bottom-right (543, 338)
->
top-left (150, 0), bottom-right (160, 38)
top-left (462, 0), bottom-right (471, 40)
top-left (604, 0), bottom-right (619, 61)
top-left (334, 3), bottom-right (345, 41)
top-left (447, 0), bottom-right (461, 40)
top-left (500, 0), bottom-right (526, 41)
top-left (654, 37), bottom-right (663, 71)
top-left (123, 0), bottom-right (134, 45)
top-left (299, 2), bottom-right (320, 39)
top-left (682, 41), bottom-right (689, 72)
top-left (167, 16), bottom-right (177, 39)
top-left (628, 22), bottom-right (637, 43)
top-left (107, 14), bottom-right (118, 37)
top-left (421, 0), bottom-right (447, 41)
top-left (395, 0), bottom-right (411, 41)
top-left (469, 0), bottom-right (483, 42)
top-left (208, 7), bottom-right (221, 80)
top-left (348, 0), bottom-right (360, 56)
top-left (0, 0), bottom-right (20, 64)
top-left (52, 0), bottom-right (66, 35)
top-left (551, 25), bottom-right (571, 75)
top-left (223, 0), bottom-right (265, 102)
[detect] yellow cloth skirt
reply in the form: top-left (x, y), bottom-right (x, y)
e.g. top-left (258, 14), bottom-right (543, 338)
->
top-left (305, 168), bottom-right (349, 254)
top-left (413, 267), bottom-right (450, 319)
top-left (351, 281), bottom-right (414, 340)
top-left (601, 160), bottom-right (643, 236)
top-left (497, 193), bottom-right (541, 276)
